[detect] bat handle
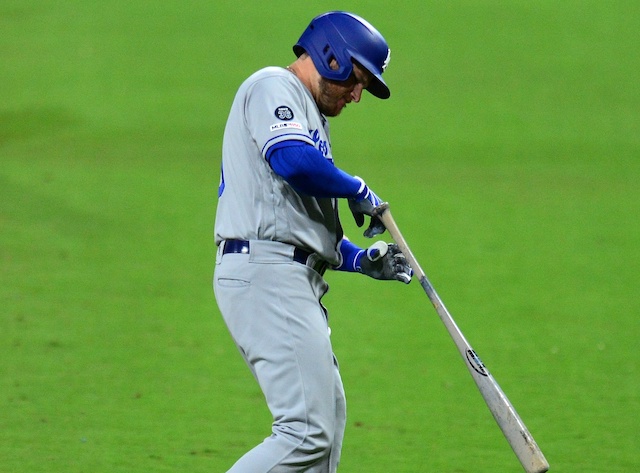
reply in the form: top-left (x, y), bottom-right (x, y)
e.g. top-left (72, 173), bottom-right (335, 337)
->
top-left (374, 202), bottom-right (426, 281)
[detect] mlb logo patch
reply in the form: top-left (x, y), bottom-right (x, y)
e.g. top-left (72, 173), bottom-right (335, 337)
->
top-left (270, 122), bottom-right (302, 132)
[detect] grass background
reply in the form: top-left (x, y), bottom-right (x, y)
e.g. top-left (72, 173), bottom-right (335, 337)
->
top-left (1, 1), bottom-right (638, 472)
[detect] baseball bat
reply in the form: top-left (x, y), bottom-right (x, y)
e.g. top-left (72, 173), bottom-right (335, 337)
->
top-left (374, 202), bottom-right (549, 473)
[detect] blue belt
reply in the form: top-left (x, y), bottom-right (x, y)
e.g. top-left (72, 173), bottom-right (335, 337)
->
top-left (222, 240), bottom-right (327, 275)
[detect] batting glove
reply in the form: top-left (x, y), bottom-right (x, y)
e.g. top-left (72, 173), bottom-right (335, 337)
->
top-left (348, 176), bottom-right (386, 238)
top-left (359, 241), bottom-right (413, 284)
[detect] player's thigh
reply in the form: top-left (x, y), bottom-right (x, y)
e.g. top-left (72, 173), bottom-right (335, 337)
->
top-left (216, 257), bottom-right (336, 422)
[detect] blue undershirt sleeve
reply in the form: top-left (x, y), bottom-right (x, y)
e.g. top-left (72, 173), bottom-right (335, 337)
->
top-left (333, 237), bottom-right (365, 272)
top-left (266, 141), bottom-right (362, 198)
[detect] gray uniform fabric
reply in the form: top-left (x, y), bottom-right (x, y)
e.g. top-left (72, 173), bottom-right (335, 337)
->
top-left (214, 67), bottom-right (347, 472)
top-left (215, 67), bottom-right (342, 264)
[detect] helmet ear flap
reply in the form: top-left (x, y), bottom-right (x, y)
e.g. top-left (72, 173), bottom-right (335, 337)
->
top-left (324, 51), bottom-right (349, 74)
top-left (294, 21), bottom-right (354, 82)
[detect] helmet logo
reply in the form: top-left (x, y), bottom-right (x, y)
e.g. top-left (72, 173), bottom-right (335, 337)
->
top-left (382, 49), bottom-right (391, 72)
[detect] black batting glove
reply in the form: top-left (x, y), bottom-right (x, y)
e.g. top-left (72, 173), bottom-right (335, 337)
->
top-left (359, 242), bottom-right (413, 284)
top-left (348, 176), bottom-right (386, 238)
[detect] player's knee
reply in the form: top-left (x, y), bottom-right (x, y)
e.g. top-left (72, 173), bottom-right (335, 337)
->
top-left (275, 418), bottom-right (334, 462)
top-left (300, 424), bottom-right (334, 457)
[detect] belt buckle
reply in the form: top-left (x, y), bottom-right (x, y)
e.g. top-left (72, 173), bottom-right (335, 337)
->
top-left (223, 239), bottom-right (250, 255)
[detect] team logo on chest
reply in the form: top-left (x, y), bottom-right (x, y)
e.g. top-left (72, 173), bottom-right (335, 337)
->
top-left (274, 106), bottom-right (294, 121)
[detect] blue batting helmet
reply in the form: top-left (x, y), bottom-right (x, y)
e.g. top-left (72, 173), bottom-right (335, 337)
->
top-left (293, 11), bottom-right (391, 99)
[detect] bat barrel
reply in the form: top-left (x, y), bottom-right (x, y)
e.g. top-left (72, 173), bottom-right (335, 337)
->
top-left (374, 203), bottom-right (549, 473)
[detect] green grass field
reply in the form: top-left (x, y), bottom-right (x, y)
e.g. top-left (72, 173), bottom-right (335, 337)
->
top-left (1, 1), bottom-right (638, 472)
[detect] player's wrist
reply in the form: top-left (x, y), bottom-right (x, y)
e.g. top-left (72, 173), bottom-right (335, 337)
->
top-left (334, 238), bottom-right (365, 272)
top-left (354, 176), bottom-right (368, 201)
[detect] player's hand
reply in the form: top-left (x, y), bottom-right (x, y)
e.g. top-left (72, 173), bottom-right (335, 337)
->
top-left (348, 176), bottom-right (386, 238)
top-left (359, 242), bottom-right (412, 284)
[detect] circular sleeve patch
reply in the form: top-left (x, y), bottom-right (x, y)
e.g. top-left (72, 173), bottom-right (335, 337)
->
top-left (274, 106), bottom-right (294, 121)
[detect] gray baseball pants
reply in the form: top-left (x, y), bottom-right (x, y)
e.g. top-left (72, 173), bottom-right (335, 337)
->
top-left (214, 240), bottom-right (346, 473)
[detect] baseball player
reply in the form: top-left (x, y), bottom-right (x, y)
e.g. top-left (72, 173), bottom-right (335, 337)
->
top-left (214, 11), bottom-right (412, 472)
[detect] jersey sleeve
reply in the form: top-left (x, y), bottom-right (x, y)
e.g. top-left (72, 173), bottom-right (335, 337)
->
top-left (243, 72), bottom-right (315, 159)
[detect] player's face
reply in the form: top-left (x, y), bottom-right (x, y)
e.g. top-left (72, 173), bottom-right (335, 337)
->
top-left (315, 62), bottom-right (373, 117)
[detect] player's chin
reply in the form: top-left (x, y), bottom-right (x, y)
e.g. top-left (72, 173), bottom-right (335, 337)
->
top-left (322, 108), bottom-right (342, 118)
top-left (326, 102), bottom-right (347, 117)
top-left (317, 96), bottom-right (346, 116)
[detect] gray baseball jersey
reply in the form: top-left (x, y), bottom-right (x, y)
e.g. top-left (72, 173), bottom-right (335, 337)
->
top-left (215, 67), bottom-right (342, 265)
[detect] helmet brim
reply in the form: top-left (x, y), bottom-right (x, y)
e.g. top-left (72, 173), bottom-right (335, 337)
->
top-left (366, 74), bottom-right (390, 99)
top-left (354, 56), bottom-right (390, 99)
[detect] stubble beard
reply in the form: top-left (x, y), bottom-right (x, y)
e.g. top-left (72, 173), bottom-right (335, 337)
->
top-left (315, 78), bottom-right (347, 117)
